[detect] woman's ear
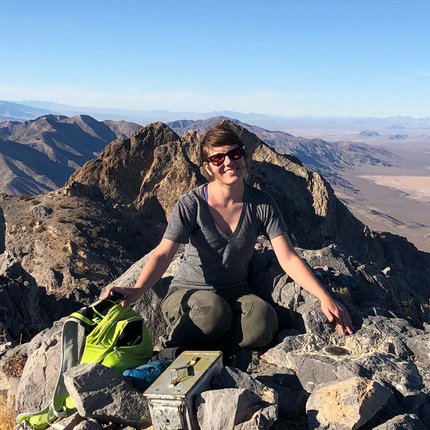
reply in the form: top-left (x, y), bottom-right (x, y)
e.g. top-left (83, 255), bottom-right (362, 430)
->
top-left (203, 161), bottom-right (213, 177)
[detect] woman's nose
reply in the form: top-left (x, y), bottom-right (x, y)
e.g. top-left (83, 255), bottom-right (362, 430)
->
top-left (223, 154), bottom-right (234, 165)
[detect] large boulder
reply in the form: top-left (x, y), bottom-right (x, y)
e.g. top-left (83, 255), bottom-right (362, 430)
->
top-left (196, 387), bottom-right (277, 430)
top-left (306, 376), bottom-right (392, 430)
top-left (15, 321), bottom-right (69, 413)
top-left (64, 363), bottom-right (150, 427)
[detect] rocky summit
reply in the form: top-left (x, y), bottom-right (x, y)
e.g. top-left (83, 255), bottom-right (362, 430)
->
top-left (1, 119), bottom-right (430, 429)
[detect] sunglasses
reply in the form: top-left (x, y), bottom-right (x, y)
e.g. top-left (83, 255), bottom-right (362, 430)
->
top-left (205, 146), bottom-right (245, 167)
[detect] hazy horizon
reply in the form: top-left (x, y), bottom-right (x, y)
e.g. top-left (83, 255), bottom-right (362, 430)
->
top-left (1, 1), bottom-right (429, 118)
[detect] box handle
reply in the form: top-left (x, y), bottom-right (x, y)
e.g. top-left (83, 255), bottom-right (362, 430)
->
top-left (169, 357), bottom-right (201, 387)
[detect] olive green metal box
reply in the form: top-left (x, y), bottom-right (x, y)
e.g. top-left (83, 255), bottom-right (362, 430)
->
top-left (144, 350), bottom-right (223, 430)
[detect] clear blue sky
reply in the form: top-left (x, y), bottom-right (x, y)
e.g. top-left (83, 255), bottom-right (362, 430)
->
top-left (1, 0), bottom-right (429, 117)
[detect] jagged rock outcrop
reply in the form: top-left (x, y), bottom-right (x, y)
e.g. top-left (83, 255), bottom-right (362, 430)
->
top-left (66, 122), bottom-right (204, 217)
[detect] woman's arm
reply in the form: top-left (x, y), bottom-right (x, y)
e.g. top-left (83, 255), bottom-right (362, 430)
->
top-left (270, 234), bottom-right (353, 335)
top-left (101, 238), bottom-right (180, 306)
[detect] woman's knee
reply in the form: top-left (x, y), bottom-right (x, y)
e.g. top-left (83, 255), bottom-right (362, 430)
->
top-left (188, 290), bottom-right (233, 337)
top-left (239, 295), bottom-right (278, 348)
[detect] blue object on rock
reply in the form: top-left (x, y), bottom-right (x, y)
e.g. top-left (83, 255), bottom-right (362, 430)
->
top-left (123, 359), bottom-right (172, 391)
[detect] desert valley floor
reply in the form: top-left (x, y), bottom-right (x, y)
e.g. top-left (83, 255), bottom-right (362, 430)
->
top-left (292, 129), bottom-right (430, 253)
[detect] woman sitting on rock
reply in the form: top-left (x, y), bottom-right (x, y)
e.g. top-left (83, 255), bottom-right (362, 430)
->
top-left (102, 126), bottom-right (353, 352)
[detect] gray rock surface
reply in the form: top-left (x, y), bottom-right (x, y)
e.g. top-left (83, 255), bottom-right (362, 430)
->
top-left (213, 366), bottom-right (277, 404)
top-left (15, 323), bottom-right (63, 413)
top-left (64, 363), bottom-right (150, 427)
top-left (50, 412), bottom-right (85, 429)
top-left (372, 413), bottom-right (427, 430)
top-left (252, 363), bottom-right (308, 419)
top-left (196, 387), bottom-right (276, 430)
top-left (73, 419), bottom-right (104, 430)
top-left (262, 316), bottom-right (426, 396)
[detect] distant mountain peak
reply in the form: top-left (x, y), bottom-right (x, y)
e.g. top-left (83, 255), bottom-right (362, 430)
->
top-left (359, 130), bottom-right (380, 137)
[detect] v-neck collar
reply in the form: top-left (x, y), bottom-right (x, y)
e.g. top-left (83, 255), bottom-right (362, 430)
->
top-left (201, 183), bottom-right (247, 241)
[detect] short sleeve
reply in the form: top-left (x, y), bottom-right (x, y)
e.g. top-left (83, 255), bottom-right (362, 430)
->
top-left (163, 196), bottom-right (196, 244)
top-left (259, 194), bottom-right (288, 240)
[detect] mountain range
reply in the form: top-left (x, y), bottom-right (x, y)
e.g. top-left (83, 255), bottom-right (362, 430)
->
top-left (0, 113), bottom-right (398, 197)
top-left (0, 114), bottom-right (140, 195)
top-left (2, 100), bottom-right (430, 132)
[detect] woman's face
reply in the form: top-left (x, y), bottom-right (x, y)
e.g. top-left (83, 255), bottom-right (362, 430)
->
top-left (204, 144), bottom-right (247, 184)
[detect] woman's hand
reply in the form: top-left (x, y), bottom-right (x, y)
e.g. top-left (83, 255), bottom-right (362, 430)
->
top-left (100, 286), bottom-right (144, 307)
top-left (320, 296), bottom-right (354, 335)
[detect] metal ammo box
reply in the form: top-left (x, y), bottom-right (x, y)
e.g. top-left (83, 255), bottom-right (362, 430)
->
top-left (143, 350), bottom-right (223, 430)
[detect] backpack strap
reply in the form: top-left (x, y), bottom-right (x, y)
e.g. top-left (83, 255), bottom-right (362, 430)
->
top-left (51, 317), bottom-right (82, 415)
top-left (16, 316), bottom-right (83, 429)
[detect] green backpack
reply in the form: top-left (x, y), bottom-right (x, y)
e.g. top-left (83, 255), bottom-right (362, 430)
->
top-left (16, 296), bottom-right (152, 430)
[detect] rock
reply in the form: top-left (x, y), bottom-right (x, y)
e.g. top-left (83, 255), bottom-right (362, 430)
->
top-left (252, 363), bottom-right (308, 419)
top-left (15, 324), bottom-right (63, 413)
top-left (298, 245), bottom-right (355, 277)
top-left (262, 315), bottom-right (426, 402)
top-left (372, 413), bottom-right (427, 429)
top-left (213, 366), bottom-right (277, 405)
top-left (382, 267), bottom-right (391, 276)
top-left (405, 333), bottom-right (430, 364)
top-left (196, 387), bottom-right (275, 430)
top-left (31, 205), bottom-right (53, 218)
top-left (63, 363), bottom-right (150, 427)
top-left (50, 412), bottom-right (85, 429)
top-left (306, 377), bottom-right (392, 430)
top-left (0, 252), bottom-right (49, 342)
top-left (73, 419), bottom-right (103, 430)
top-left (206, 367), bottom-right (278, 429)
top-left (236, 406), bottom-right (278, 430)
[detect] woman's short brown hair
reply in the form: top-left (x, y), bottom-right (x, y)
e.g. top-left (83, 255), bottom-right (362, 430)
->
top-left (200, 126), bottom-right (244, 165)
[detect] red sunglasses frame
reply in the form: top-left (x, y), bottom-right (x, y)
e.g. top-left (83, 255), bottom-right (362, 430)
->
top-left (205, 145), bottom-right (245, 166)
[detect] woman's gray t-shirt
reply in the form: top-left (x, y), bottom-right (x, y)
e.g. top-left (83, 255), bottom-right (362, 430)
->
top-left (163, 183), bottom-right (288, 291)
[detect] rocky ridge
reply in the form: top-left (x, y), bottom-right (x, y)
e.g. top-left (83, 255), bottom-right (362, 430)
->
top-left (0, 114), bottom-right (141, 195)
top-left (0, 119), bottom-right (429, 429)
top-left (168, 117), bottom-right (398, 192)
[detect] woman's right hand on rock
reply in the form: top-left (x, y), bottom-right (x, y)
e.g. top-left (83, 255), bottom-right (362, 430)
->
top-left (100, 286), bottom-right (144, 307)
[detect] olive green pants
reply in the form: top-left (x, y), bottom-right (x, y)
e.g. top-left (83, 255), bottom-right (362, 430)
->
top-left (161, 288), bottom-right (278, 352)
